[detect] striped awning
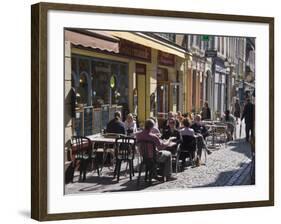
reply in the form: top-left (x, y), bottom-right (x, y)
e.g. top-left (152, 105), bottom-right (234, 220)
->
top-left (65, 30), bottom-right (119, 53)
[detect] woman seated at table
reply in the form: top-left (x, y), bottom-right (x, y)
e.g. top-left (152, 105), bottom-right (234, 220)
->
top-left (162, 118), bottom-right (181, 143)
top-left (124, 113), bottom-right (137, 136)
top-left (161, 118), bottom-right (181, 155)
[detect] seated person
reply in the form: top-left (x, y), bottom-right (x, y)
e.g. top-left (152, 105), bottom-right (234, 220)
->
top-left (161, 118), bottom-right (181, 155)
top-left (179, 118), bottom-right (196, 166)
top-left (136, 119), bottom-right (174, 181)
top-left (149, 117), bottom-right (161, 137)
top-left (106, 111), bottom-right (126, 135)
top-left (124, 113), bottom-right (137, 136)
top-left (180, 118), bottom-right (210, 167)
top-left (162, 118), bottom-right (181, 143)
top-left (221, 110), bottom-right (236, 141)
top-left (191, 114), bottom-right (209, 138)
top-left (163, 111), bottom-right (180, 130)
top-left (176, 111), bottom-right (184, 127)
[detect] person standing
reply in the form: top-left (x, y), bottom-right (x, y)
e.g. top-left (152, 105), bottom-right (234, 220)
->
top-left (201, 102), bottom-right (211, 120)
top-left (241, 98), bottom-right (255, 142)
top-left (233, 99), bottom-right (241, 123)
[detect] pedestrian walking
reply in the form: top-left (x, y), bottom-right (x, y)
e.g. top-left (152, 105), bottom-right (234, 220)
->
top-left (241, 98), bottom-right (255, 142)
top-left (201, 101), bottom-right (211, 120)
top-left (233, 99), bottom-right (241, 123)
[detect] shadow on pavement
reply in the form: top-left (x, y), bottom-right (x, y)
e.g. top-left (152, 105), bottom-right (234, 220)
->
top-left (227, 139), bottom-right (252, 159)
top-left (194, 162), bottom-right (253, 187)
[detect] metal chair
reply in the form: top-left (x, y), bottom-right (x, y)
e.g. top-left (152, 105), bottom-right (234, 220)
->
top-left (113, 136), bottom-right (136, 182)
top-left (136, 140), bottom-right (164, 186)
top-left (180, 135), bottom-right (197, 168)
top-left (71, 136), bottom-right (96, 182)
top-left (171, 143), bottom-right (181, 173)
top-left (213, 125), bottom-right (228, 148)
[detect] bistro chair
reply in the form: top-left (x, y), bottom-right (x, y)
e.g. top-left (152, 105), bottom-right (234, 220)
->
top-left (136, 140), bottom-right (165, 186)
top-left (71, 136), bottom-right (97, 182)
top-left (213, 125), bottom-right (228, 148)
top-left (180, 135), bottom-right (197, 168)
top-left (171, 143), bottom-right (181, 173)
top-left (113, 136), bottom-right (136, 182)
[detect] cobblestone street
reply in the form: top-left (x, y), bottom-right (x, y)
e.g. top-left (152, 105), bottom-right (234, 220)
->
top-left (65, 121), bottom-right (254, 194)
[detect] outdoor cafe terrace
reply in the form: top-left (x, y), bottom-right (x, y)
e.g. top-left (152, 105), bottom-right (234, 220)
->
top-left (65, 115), bottom-right (255, 194)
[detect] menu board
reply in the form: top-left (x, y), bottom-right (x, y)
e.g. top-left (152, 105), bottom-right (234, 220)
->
top-left (109, 106), bottom-right (116, 121)
top-left (101, 104), bottom-right (109, 130)
top-left (83, 107), bottom-right (93, 136)
top-left (93, 108), bottom-right (102, 134)
top-left (75, 111), bottom-right (83, 136)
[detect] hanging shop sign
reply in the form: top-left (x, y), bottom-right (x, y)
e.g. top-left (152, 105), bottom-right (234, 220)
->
top-left (119, 39), bottom-right (151, 62)
top-left (110, 75), bottom-right (116, 88)
top-left (136, 63), bottom-right (147, 75)
top-left (158, 51), bottom-right (175, 67)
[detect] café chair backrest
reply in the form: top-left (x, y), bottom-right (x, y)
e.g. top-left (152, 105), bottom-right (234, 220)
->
top-left (71, 136), bottom-right (92, 159)
top-left (115, 137), bottom-right (136, 160)
top-left (181, 135), bottom-right (197, 152)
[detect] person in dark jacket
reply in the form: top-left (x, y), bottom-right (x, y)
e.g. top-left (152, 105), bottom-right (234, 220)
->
top-left (241, 98), bottom-right (255, 142)
top-left (106, 111), bottom-right (126, 135)
top-left (191, 114), bottom-right (209, 139)
top-left (201, 102), bottom-right (211, 120)
top-left (161, 118), bottom-right (181, 143)
top-left (163, 111), bottom-right (180, 131)
top-left (233, 99), bottom-right (241, 122)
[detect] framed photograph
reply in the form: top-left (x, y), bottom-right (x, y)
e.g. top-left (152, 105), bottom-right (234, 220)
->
top-left (31, 2), bottom-right (274, 221)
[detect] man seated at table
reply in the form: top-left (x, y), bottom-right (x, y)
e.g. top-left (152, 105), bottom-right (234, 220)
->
top-left (106, 111), bottom-right (126, 135)
top-left (136, 119), bottom-right (175, 181)
top-left (180, 118), bottom-right (211, 167)
top-left (191, 114), bottom-right (209, 139)
top-left (191, 115), bottom-right (212, 156)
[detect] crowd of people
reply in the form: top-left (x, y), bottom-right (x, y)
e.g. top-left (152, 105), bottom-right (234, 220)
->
top-left (104, 98), bottom-right (255, 181)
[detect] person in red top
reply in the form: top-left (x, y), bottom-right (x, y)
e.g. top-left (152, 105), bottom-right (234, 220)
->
top-left (136, 119), bottom-right (174, 180)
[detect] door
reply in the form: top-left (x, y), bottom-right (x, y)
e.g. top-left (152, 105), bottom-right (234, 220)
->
top-left (157, 82), bottom-right (169, 118)
top-left (170, 82), bottom-right (180, 112)
top-left (136, 64), bottom-right (147, 126)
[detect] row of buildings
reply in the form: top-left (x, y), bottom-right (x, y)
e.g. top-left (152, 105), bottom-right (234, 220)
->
top-left (64, 29), bottom-right (255, 145)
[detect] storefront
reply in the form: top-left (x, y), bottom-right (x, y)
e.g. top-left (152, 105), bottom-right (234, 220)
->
top-left (212, 57), bottom-right (228, 117)
top-left (64, 29), bottom-right (189, 139)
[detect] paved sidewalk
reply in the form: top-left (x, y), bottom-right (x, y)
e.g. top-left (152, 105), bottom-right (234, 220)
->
top-left (65, 120), bottom-right (254, 194)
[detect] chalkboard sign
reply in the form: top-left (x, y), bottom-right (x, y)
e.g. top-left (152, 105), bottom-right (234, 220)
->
top-left (75, 111), bottom-right (83, 136)
top-left (101, 104), bottom-right (109, 130)
top-left (93, 108), bottom-right (102, 134)
top-left (109, 105), bottom-right (116, 121)
top-left (83, 106), bottom-right (93, 136)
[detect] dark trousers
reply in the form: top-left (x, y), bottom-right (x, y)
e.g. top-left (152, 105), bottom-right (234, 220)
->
top-left (245, 123), bottom-right (254, 141)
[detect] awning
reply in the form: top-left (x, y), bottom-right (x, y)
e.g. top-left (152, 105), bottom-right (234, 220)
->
top-left (108, 31), bottom-right (187, 58)
top-left (65, 30), bottom-right (119, 53)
